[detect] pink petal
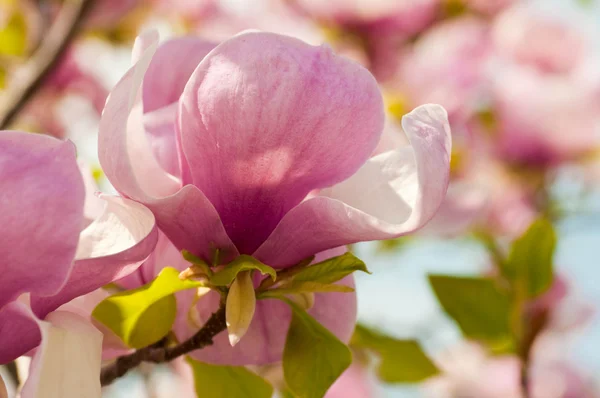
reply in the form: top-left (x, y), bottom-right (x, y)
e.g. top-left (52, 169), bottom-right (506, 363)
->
top-left (31, 196), bottom-right (158, 317)
top-left (146, 185), bottom-right (239, 261)
top-left (98, 31), bottom-right (180, 201)
top-left (179, 31), bottom-right (384, 254)
top-left (142, 37), bottom-right (217, 113)
top-left (99, 33), bottom-right (235, 260)
top-left (0, 131), bottom-right (84, 308)
top-left (0, 301), bottom-right (41, 363)
top-left (117, 231), bottom-right (183, 290)
top-left (254, 104), bottom-right (451, 267)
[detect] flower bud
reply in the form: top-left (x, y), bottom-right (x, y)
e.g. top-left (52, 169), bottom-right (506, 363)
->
top-left (287, 292), bottom-right (315, 310)
top-left (226, 271), bottom-right (256, 346)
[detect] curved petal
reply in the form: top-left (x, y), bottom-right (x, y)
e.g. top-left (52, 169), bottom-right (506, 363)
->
top-left (20, 310), bottom-right (102, 398)
top-left (143, 103), bottom-right (181, 177)
top-left (179, 31), bottom-right (384, 254)
top-left (98, 31), bottom-right (180, 201)
top-left (99, 33), bottom-right (235, 260)
top-left (254, 104), bottom-right (451, 267)
top-left (31, 196), bottom-right (158, 318)
top-left (143, 36), bottom-right (217, 113)
top-left (0, 131), bottom-right (84, 308)
top-left (117, 231), bottom-right (183, 290)
top-left (146, 185), bottom-right (239, 261)
top-left (0, 300), bottom-right (41, 363)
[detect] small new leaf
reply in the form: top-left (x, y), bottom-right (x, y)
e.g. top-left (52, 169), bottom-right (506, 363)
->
top-left (282, 299), bottom-right (352, 398)
top-left (505, 218), bottom-right (556, 298)
top-left (351, 324), bottom-right (439, 383)
top-left (429, 275), bottom-right (512, 345)
top-left (291, 252), bottom-right (370, 285)
top-left (257, 281), bottom-right (354, 299)
top-left (187, 358), bottom-right (273, 398)
top-left (210, 255), bottom-right (276, 286)
top-left (92, 267), bottom-right (204, 348)
top-left (226, 271), bottom-right (256, 346)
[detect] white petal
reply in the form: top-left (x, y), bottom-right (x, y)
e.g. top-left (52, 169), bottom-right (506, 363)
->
top-left (20, 311), bottom-right (103, 398)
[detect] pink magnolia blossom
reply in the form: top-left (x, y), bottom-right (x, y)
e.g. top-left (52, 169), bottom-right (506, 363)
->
top-left (0, 131), bottom-right (157, 396)
top-left (489, 6), bottom-right (600, 166)
top-left (294, 0), bottom-right (439, 37)
top-left (396, 16), bottom-right (492, 123)
top-left (98, 31), bottom-right (451, 365)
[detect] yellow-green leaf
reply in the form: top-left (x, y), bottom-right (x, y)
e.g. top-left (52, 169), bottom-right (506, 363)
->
top-left (429, 275), bottom-right (512, 345)
top-left (291, 253), bottom-right (370, 285)
top-left (282, 299), bottom-right (352, 398)
top-left (187, 358), bottom-right (273, 398)
top-left (352, 324), bottom-right (439, 383)
top-left (210, 255), bottom-right (276, 286)
top-left (505, 218), bottom-right (556, 298)
top-left (257, 282), bottom-right (354, 299)
top-left (92, 267), bottom-right (204, 349)
top-left (0, 11), bottom-right (26, 56)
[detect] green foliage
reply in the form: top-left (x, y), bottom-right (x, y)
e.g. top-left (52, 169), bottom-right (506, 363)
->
top-left (291, 252), bottom-right (370, 285)
top-left (352, 324), bottom-right (439, 383)
top-left (429, 275), bottom-right (512, 345)
top-left (504, 218), bottom-right (556, 298)
top-left (257, 281), bottom-right (354, 299)
top-left (282, 299), bottom-right (352, 398)
top-left (187, 358), bottom-right (273, 398)
top-left (210, 255), bottom-right (276, 286)
top-left (92, 267), bottom-right (204, 348)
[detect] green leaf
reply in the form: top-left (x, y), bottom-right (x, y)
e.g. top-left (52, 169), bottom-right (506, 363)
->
top-left (187, 358), bottom-right (273, 398)
top-left (257, 281), bottom-right (354, 299)
top-left (291, 252), bottom-right (370, 285)
top-left (351, 324), bottom-right (439, 383)
top-left (210, 255), bottom-right (276, 286)
top-left (505, 218), bottom-right (556, 297)
top-left (282, 299), bottom-right (352, 398)
top-left (429, 275), bottom-right (512, 344)
top-left (92, 267), bottom-right (204, 348)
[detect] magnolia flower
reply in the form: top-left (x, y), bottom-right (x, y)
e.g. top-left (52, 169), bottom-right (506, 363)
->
top-left (488, 5), bottom-right (600, 166)
top-left (396, 16), bottom-right (492, 123)
top-left (0, 131), bottom-right (157, 397)
top-left (99, 30), bottom-right (451, 365)
top-left (294, 0), bottom-right (439, 36)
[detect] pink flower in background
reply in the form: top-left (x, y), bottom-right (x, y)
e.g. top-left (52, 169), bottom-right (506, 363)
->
top-left (464, 0), bottom-right (516, 15)
top-left (325, 363), bottom-right (375, 398)
top-left (294, 0), bottom-right (439, 36)
top-left (492, 6), bottom-right (586, 75)
top-left (396, 16), bottom-right (491, 123)
top-left (0, 131), bottom-right (157, 396)
top-left (99, 30), bottom-right (451, 365)
top-left (489, 6), bottom-right (600, 166)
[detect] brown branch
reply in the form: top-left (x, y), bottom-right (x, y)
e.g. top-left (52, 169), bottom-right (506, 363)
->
top-left (100, 304), bottom-right (227, 386)
top-left (0, 0), bottom-right (95, 129)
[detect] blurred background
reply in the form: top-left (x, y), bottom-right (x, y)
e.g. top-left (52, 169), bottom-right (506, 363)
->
top-left (1, 0), bottom-right (600, 397)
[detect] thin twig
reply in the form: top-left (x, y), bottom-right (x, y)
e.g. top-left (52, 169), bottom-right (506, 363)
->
top-left (100, 304), bottom-right (227, 386)
top-left (0, 0), bottom-right (95, 129)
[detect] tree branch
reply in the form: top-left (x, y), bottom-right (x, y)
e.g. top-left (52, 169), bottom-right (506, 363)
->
top-left (0, 0), bottom-right (95, 129)
top-left (100, 304), bottom-right (227, 386)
